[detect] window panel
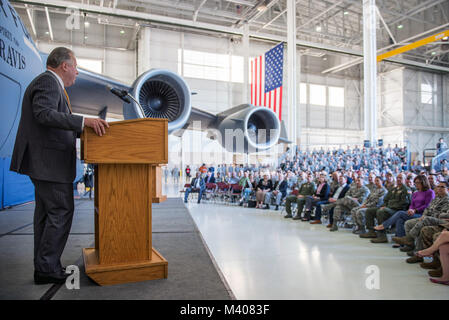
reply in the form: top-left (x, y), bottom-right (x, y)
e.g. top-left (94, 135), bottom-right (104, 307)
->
top-left (179, 49), bottom-right (243, 83)
top-left (299, 83), bottom-right (307, 104)
top-left (329, 86), bottom-right (344, 107)
top-left (309, 84), bottom-right (326, 106)
top-left (77, 58), bottom-right (102, 73)
top-left (421, 83), bottom-right (433, 104)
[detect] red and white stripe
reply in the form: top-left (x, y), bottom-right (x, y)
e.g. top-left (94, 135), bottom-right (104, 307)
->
top-left (250, 55), bottom-right (283, 121)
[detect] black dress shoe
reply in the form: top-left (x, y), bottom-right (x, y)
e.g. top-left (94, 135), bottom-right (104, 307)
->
top-left (34, 271), bottom-right (68, 285)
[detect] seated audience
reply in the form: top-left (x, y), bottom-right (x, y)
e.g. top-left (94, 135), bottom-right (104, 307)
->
top-left (184, 172), bottom-right (206, 204)
top-left (284, 173), bottom-right (315, 219)
top-left (256, 174), bottom-right (272, 209)
top-left (265, 173), bottom-right (288, 210)
top-left (361, 173), bottom-right (410, 243)
top-left (417, 229), bottom-right (449, 285)
top-left (352, 176), bottom-right (387, 234)
top-left (374, 175), bottom-right (434, 238)
top-left (330, 176), bottom-right (370, 232)
top-left (323, 175), bottom-right (350, 228)
top-left (393, 181), bottom-right (449, 263)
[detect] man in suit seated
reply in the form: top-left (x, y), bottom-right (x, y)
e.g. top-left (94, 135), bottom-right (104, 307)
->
top-left (264, 172), bottom-right (288, 210)
top-left (204, 171), bottom-right (216, 184)
top-left (322, 175), bottom-right (351, 228)
top-left (184, 172), bottom-right (206, 203)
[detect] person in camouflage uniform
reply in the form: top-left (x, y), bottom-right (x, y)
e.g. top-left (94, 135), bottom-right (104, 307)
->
top-left (360, 173), bottom-right (410, 243)
top-left (353, 176), bottom-right (387, 234)
top-left (393, 181), bottom-right (449, 263)
top-left (365, 173), bottom-right (377, 193)
top-left (330, 177), bottom-right (370, 232)
top-left (384, 172), bottom-right (395, 192)
top-left (284, 173), bottom-right (315, 219)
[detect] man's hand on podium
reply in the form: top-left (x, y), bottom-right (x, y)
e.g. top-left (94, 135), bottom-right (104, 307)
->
top-left (85, 118), bottom-right (110, 136)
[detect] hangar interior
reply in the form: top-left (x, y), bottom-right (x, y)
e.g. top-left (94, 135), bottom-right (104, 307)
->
top-left (2, 0), bottom-right (449, 300)
top-left (12, 0), bottom-right (449, 167)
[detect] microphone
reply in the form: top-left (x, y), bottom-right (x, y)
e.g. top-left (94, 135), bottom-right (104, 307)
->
top-left (107, 85), bottom-right (131, 103)
top-left (106, 85), bottom-right (146, 118)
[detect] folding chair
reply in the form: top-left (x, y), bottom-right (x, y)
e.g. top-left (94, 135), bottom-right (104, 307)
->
top-left (204, 183), bottom-right (217, 203)
top-left (228, 184), bottom-right (242, 205)
top-left (280, 189), bottom-right (299, 215)
top-left (215, 182), bottom-right (230, 204)
top-left (180, 183), bottom-right (190, 201)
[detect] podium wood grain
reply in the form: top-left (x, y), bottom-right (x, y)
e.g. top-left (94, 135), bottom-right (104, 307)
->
top-left (81, 118), bottom-right (168, 286)
top-left (82, 118), bottom-right (168, 164)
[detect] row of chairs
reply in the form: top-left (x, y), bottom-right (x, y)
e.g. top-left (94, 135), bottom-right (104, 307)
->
top-left (180, 182), bottom-right (244, 204)
top-left (180, 184), bottom-right (350, 228)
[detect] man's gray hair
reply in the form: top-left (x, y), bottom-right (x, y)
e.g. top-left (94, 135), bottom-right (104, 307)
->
top-left (46, 47), bottom-right (74, 68)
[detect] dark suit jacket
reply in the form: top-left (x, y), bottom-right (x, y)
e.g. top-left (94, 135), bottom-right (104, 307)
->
top-left (274, 180), bottom-right (288, 197)
top-left (10, 71), bottom-right (83, 183)
top-left (205, 176), bottom-right (216, 184)
top-left (190, 177), bottom-right (206, 190)
top-left (257, 179), bottom-right (273, 191)
top-left (314, 183), bottom-right (330, 200)
top-left (331, 184), bottom-right (350, 200)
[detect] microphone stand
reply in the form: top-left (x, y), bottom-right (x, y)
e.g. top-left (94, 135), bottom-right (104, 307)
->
top-left (126, 92), bottom-right (146, 119)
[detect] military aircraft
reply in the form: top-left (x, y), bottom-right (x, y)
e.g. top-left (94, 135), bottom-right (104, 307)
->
top-left (0, 0), bottom-right (287, 208)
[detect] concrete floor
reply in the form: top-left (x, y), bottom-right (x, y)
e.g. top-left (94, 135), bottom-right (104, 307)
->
top-left (2, 179), bottom-right (447, 300)
top-left (0, 185), bottom-right (231, 300)
top-left (166, 179), bottom-right (449, 300)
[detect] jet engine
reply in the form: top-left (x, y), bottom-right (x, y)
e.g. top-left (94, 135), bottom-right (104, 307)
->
top-left (123, 69), bottom-right (191, 134)
top-left (216, 104), bottom-right (280, 153)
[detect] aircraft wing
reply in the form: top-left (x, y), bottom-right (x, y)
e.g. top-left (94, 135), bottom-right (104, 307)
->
top-left (66, 68), bottom-right (130, 117)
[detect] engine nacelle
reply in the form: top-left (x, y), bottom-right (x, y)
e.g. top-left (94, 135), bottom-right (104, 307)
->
top-left (123, 69), bottom-right (191, 133)
top-left (216, 104), bottom-right (280, 153)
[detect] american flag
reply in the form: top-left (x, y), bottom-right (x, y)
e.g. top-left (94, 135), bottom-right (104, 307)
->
top-left (250, 42), bottom-right (284, 120)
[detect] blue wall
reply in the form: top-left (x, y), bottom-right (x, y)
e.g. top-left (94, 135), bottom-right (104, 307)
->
top-left (0, 157), bottom-right (34, 209)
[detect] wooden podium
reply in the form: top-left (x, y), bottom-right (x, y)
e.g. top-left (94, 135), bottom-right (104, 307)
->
top-left (80, 118), bottom-right (168, 286)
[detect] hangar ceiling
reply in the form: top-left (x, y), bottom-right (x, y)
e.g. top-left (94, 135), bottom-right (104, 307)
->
top-left (11, 0), bottom-right (449, 71)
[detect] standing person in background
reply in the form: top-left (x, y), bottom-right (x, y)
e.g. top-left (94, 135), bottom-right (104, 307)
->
top-left (208, 164), bottom-right (215, 177)
top-left (163, 166), bottom-right (169, 184)
top-left (199, 163), bottom-right (208, 175)
top-left (185, 165), bottom-right (191, 183)
top-left (172, 166), bottom-right (179, 184)
top-left (437, 138), bottom-right (448, 155)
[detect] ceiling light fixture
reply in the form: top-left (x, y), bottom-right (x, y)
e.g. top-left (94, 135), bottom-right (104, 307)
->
top-left (257, 0), bottom-right (268, 12)
top-left (343, 11), bottom-right (349, 15)
top-left (316, 26), bottom-right (322, 32)
top-left (397, 24), bottom-right (403, 29)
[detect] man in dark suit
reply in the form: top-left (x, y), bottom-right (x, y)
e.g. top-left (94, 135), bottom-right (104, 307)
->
top-left (10, 47), bottom-right (109, 285)
top-left (322, 175), bottom-right (351, 228)
top-left (204, 171), bottom-right (216, 184)
top-left (184, 172), bottom-right (206, 203)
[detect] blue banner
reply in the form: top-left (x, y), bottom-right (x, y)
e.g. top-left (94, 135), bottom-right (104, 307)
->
top-left (1, 157), bottom-right (34, 209)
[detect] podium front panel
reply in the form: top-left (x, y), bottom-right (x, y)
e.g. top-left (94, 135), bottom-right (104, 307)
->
top-left (96, 163), bottom-right (153, 264)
